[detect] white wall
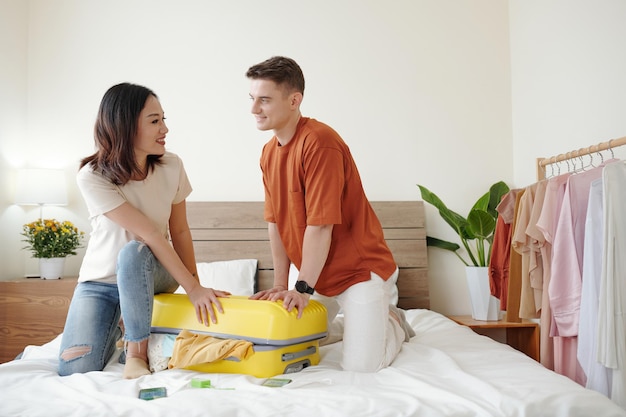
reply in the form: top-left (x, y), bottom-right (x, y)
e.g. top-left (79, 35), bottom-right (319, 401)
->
top-left (510, 0), bottom-right (626, 186)
top-left (1, 0), bottom-right (513, 316)
top-left (0, 0), bottom-right (29, 280)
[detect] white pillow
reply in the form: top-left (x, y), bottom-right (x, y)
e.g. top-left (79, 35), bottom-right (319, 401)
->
top-left (174, 259), bottom-right (257, 296)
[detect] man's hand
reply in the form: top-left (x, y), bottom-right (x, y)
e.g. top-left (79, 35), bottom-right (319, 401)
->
top-left (267, 289), bottom-right (310, 319)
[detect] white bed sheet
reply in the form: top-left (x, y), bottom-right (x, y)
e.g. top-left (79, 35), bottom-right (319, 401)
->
top-left (1, 309), bottom-right (624, 417)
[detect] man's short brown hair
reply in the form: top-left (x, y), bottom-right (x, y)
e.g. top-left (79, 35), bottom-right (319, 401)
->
top-left (246, 56), bottom-right (305, 95)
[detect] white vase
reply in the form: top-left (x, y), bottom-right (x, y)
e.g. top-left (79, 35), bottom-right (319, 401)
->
top-left (39, 257), bottom-right (66, 280)
top-left (465, 266), bottom-right (500, 321)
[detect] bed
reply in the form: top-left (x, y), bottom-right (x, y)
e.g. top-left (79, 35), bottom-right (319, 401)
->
top-left (0, 201), bottom-right (623, 417)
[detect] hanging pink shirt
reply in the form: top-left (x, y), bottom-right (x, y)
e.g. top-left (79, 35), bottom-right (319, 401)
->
top-left (550, 165), bottom-right (606, 337)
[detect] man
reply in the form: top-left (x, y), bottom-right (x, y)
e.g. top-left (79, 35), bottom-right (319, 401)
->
top-left (247, 56), bottom-right (414, 372)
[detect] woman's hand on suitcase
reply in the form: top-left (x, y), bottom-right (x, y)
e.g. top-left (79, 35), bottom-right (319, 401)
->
top-left (187, 286), bottom-right (231, 325)
top-left (249, 285), bottom-right (286, 301)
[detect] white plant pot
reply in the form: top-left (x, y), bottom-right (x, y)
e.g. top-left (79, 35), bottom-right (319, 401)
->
top-left (39, 257), bottom-right (66, 280)
top-left (465, 266), bottom-right (500, 321)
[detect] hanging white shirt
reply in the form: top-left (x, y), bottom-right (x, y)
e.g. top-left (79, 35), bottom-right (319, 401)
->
top-left (578, 178), bottom-right (611, 396)
top-left (598, 161), bottom-right (626, 407)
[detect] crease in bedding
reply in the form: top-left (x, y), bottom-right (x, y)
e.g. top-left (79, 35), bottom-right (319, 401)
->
top-left (1, 309), bottom-right (624, 417)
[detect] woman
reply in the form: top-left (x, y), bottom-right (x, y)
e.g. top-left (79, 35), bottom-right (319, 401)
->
top-left (58, 83), bottom-right (229, 379)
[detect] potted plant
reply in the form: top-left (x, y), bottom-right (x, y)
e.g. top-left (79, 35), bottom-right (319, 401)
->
top-left (21, 219), bottom-right (85, 279)
top-left (417, 181), bottom-right (510, 320)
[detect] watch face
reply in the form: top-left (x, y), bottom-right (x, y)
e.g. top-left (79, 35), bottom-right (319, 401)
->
top-left (295, 280), bottom-right (313, 294)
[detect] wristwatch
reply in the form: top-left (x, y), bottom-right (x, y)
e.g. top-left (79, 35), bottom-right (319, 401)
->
top-left (295, 280), bottom-right (315, 295)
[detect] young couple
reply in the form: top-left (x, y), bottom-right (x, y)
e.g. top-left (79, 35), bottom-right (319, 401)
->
top-left (59, 56), bottom-right (414, 380)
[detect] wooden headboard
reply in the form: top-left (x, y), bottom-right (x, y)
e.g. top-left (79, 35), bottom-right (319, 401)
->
top-left (186, 201), bottom-right (429, 310)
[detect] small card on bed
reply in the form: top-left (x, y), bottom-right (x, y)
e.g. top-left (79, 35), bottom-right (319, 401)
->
top-left (138, 387), bottom-right (167, 400)
top-left (261, 378), bottom-right (291, 387)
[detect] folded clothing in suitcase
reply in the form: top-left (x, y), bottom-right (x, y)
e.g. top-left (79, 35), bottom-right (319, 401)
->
top-left (151, 294), bottom-right (328, 377)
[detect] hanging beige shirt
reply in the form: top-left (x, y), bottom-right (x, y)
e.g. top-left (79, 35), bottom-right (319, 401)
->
top-left (512, 183), bottom-right (539, 319)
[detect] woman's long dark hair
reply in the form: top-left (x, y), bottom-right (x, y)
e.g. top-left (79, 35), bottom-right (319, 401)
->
top-left (80, 82), bottom-right (162, 185)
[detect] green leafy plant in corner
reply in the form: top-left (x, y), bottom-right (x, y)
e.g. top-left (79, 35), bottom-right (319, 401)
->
top-left (417, 181), bottom-right (510, 267)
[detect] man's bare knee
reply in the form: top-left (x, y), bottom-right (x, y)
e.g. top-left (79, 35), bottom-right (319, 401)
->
top-left (60, 345), bottom-right (92, 361)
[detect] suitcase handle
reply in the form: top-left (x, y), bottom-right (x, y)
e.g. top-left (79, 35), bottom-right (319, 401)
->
top-left (281, 346), bottom-right (317, 362)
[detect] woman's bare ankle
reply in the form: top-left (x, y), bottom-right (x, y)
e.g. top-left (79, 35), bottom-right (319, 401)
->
top-left (122, 339), bottom-right (150, 378)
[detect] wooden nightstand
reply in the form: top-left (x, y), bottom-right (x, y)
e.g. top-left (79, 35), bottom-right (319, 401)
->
top-left (448, 315), bottom-right (540, 361)
top-left (0, 277), bottom-right (78, 363)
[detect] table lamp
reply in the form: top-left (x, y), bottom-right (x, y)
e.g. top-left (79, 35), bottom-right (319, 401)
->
top-left (14, 168), bottom-right (68, 219)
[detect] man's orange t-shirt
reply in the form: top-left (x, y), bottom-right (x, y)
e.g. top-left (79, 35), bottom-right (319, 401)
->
top-left (260, 117), bottom-right (396, 297)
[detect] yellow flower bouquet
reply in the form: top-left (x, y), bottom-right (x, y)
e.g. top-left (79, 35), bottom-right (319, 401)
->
top-left (21, 219), bottom-right (85, 258)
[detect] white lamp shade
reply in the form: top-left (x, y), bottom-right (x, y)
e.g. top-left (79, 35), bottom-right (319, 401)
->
top-left (14, 168), bottom-right (68, 206)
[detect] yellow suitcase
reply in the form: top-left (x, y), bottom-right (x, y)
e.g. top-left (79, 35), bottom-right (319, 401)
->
top-left (151, 294), bottom-right (328, 377)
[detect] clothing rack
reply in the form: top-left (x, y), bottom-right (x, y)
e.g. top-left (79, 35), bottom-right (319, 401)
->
top-left (532, 134), bottom-right (626, 398)
top-left (536, 135), bottom-right (626, 180)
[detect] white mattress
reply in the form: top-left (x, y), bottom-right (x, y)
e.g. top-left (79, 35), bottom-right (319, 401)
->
top-left (0, 309), bottom-right (623, 417)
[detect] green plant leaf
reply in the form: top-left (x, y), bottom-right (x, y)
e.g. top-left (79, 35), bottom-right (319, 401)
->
top-left (425, 236), bottom-right (470, 266)
top-left (417, 185), bottom-right (468, 236)
top-left (471, 191), bottom-right (490, 212)
top-left (467, 209), bottom-right (496, 240)
top-left (487, 181), bottom-right (510, 217)
top-left (417, 181), bottom-right (510, 268)
top-left (426, 236), bottom-right (461, 252)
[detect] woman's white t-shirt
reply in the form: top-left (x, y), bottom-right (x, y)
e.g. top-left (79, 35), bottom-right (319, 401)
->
top-left (76, 152), bottom-right (192, 283)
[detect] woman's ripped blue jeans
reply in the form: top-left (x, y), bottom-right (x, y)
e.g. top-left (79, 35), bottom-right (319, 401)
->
top-left (58, 240), bottom-right (179, 376)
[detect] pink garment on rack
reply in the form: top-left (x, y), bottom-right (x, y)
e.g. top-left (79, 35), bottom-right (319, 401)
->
top-left (536, 172), bottom-right (585, 384)
top-left (550, 165), bottom-right (606, 338)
